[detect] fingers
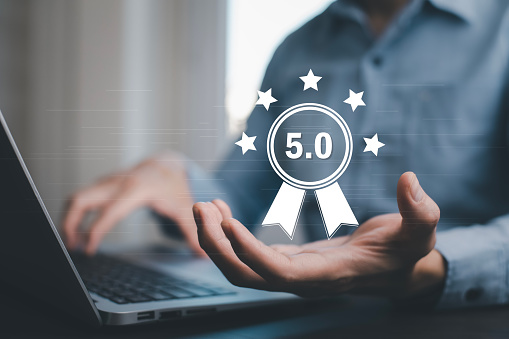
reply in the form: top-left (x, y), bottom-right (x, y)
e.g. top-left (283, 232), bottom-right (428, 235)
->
top-left (63, 180), bottom-right (119, 250)
top-left (223, 218), bottom-right (336, 283)
top-left (85, 186), bottom-right (143, 255)
top-left (212, 199), bottom-right (232, 219)
top-left (169, 211), bottom-right (207, 257)
top-left (195, 200), bottom-right (342, 290)
top-left (179, 199), bottom-right (231, 256)
top-left (397, 172), bottom-right (440, 231)
top-left (64, 158), bottom-right (206, 256)
top-left (154, 196), bottom-right (204, 256)
top-left (193, 202), bottom-right (269, 289)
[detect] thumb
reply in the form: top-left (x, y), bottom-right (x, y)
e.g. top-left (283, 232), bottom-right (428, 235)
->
top-left (397, 172), bottom-right (440, 231)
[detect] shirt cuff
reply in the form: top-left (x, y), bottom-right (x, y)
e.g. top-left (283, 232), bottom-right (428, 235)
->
top-left (435, 226), bottom-right (507, 309)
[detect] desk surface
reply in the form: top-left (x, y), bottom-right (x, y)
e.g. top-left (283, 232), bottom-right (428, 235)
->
top-left (2, 281), bottom-right (509, 339)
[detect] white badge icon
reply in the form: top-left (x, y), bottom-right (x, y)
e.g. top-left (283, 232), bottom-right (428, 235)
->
top-left (262, 103), bottom-right (358, 239)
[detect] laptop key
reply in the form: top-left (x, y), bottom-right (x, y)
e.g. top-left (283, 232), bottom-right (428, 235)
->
top-left (73, 253), bottom-right (232, 304)
top-left (111, 287), bottom-right (132, 296)
top-left (110, 295), bottom-right (130, 304)
top-left (85, 283), bottom-right (100, 293)
top-left (97, 290), bottom-right (120, 300)
top-left (162, 287), bottom-right (194, 299)
top-left (126, 294), bottom-right (152, 303)
top-left (140, 290), bottom-right (173, 301)
top-left (173, 284), bottom-right (215, 297)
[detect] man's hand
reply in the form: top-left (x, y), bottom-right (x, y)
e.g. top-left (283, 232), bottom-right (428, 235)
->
top-left (193, 172), bottom-right (446, 299)
top-left (63, 153), bottom-right (205, 256)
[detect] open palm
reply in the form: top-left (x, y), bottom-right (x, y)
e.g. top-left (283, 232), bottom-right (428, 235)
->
top-left (193, 172), bottom-right (443, 299)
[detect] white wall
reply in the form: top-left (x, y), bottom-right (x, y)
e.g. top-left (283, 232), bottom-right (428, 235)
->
top-left (225, 0), bottom-right (333, 134)
top-left (0, 0), bottom-right (226, 248)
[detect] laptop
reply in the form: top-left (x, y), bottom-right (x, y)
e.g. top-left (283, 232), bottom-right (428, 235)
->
top-left (0, 110), bottom-right (298, 326)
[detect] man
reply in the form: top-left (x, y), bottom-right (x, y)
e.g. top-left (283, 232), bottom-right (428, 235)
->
top-left (64, 0), bottom-right (509, 309)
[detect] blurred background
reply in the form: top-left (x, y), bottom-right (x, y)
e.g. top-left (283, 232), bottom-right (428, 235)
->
top-left (0, 0), bottom-right (332, 248)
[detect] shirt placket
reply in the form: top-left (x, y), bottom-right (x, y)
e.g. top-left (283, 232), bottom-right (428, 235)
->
top-left (356, 0), bottom-right (427, 215)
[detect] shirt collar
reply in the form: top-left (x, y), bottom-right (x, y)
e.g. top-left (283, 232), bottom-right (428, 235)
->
top-left (329, 0), bottom-right (365, 23)
top-left (331, 0), bottom-right (478, 24)
top-left (425, 0), bottom-right (478, 23)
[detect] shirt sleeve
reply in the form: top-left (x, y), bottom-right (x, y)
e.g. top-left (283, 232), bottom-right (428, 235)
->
top-left (434, 214), bottom-right (509, 309)
top-left (435, 74), bottom-right (509, 309)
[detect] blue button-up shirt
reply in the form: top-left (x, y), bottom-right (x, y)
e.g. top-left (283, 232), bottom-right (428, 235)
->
top-left (185, 0), bottom-right (509, 309)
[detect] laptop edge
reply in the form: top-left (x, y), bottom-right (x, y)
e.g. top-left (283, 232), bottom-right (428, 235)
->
top-left (0, 110), bottom-right (300, 327)
top-left (0, 110), bottom-right (102, 326)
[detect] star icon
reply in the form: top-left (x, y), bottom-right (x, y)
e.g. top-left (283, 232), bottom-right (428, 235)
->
top-left (235, 132), bottom-right (257, 154)
top-left (343, 89), bottom-right (366, 112)
top-left (363, 133), bottom-right (385, 156)
top-left (256, 88), bottom-right (278, 110)
top-left (299, 69), bottom-right (322, 91)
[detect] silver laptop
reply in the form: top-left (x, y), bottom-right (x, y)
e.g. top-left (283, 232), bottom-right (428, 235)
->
top-left (0, 110), bottom-right (297, 326)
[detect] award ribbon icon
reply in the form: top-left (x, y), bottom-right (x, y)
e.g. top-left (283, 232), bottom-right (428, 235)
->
top-left (262, 103), bottom-right (358, 239)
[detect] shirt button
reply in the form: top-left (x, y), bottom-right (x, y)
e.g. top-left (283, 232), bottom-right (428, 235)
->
top-left (372, 55), bottom-right (383, 67)
top-left (464, 288), bottom-right (483, 302)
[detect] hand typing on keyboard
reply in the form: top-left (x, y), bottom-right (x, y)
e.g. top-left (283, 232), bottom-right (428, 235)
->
top-left (62, 152), bottom-right (205, 256)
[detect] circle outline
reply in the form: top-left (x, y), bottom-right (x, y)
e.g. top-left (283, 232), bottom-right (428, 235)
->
top-left (267, 103), bottom-right (353, 190)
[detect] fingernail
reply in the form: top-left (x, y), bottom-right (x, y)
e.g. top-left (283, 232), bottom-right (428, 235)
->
top-left (192, 203), bottom-right (203, 213)
top-left (192, 205), bottom-right (203, 225)
top-left (222, 221), bottom-right (233, 238)
top-left (410, 174), bottom-right (424, 202)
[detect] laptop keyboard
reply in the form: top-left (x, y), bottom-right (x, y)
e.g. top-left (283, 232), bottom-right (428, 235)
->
top-left (71, 254), bottom-right (235, 304)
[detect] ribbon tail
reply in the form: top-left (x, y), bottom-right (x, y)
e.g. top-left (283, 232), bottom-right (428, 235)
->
top-left (262, 182), bottom-right (306, 240)
top-left (315, 182), bottom-right (358, 239)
